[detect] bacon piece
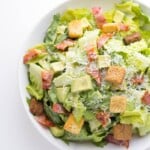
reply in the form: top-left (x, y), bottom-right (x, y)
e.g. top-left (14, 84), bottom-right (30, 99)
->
top-left (118, 23), bottom-right (129, 31)
top-left (56, 39), bottom-right (74, 51)
top-left (85, 45), bottom-right (97, 62)
top-left (96, 112), bottom-right (110, 127)
top-left (106, 134), bottom-right (129, 148)
top-left (35, 114), bottom-right (54, 128)
top-left (92, 7), bottom-right (106, 28)
top-left (29, 98), bottom-right (44, 116)
top-left (97, 33), bottom-right (113, 49)
top-left (142, 91), bottom-right (150, 105)
top-left (23, 49), bottom-right (40, 64)
top-left (132, 75), bottom-right (144, 85)
top-left (42, 71), bottom-right (53, 90)
top-left (86, 64), bottom-right (101, 85)
top-left (52, 103), bottom-right (66, 114)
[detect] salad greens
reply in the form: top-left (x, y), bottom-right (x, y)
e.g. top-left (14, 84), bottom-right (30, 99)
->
top-left (23, 0), bottom-right (150, 148)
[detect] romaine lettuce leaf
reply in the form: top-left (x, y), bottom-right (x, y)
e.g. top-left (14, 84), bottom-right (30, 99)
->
top-left (116, 1), bottom-right (150, 30)
top-left (73, 100), bottom-right (86, 122)
top-left (78, 29), bottom-right (100, 50)
top-left (44, 14), bottom-right (67, 52)
top-left (60, 8), bottom-right (95, 26)
top-left (138, 114), bottom-right (150, 136)
top-left (120, 109), bottom-right (147, 127)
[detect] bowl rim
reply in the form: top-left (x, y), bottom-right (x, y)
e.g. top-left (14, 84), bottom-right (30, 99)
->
top-left (18, 0), bottom-right (150, 150)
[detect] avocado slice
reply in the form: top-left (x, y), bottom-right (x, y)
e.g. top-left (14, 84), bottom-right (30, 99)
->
top-left (113, 10), bottom-right (124, 23)
top-left (50, 127), bottom-right (64, 137)
top-left (97, 55), bottom-right (111, 69)
top-left (51, 62), bottom-right (65, 73)
top-left (56, 87), bottom-right (70, 103)
top-left (53, 73), bottom-right (73, 87)
top-left (71, 75), bottom-right (93, 93)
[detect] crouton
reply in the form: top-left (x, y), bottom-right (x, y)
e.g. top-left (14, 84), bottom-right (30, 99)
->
top-left (113, 124), bottom-right (132, 140)
top-left (68, 18), bottom-right (90, 38)
top-left (64, 114), bottom-right (84, 135)
top-left (102, 23), bottom-right (118, 33)
top-left (68, 20), bottom-right (83, 38)
top-left (110, 96), bottom-right (127, 113)
top-left (105, 66), bottom-right (126, 84)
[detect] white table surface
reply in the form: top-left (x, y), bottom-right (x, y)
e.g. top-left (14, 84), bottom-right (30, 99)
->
top-left (0, 0), bottom-right (149, 150)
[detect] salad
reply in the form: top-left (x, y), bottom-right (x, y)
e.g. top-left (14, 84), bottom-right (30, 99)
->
top-left (23, 0), bottom-right (150, 148)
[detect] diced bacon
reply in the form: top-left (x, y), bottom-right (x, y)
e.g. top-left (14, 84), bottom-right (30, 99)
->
top-left (92, 7), bottom-right (106, 28)
top-left (86, 64), bottom-right (101, 85)
top-left (141, 91), bottom-right (150, 105)
top-left (106, 134), bottom-right (129, 148)
top-left (85, 45), bottom-right (97, 62)
top-left (52, 103), bottom-right (66, 114)
top-left (132, 75), bottom-right (144, 85)
top-left (23, 49), bottom-right (40, 64)
top-left (56, 39), bottom-right (74, 51)
top-left (118, 23), bottom-right (129, 32)
top-left (97, 33), bottom-right (113, 49)
top-left (96, 112), bottom-right (110, 127)
top-left (42, 71), bottom-right (53, 90)
top-left (35, 114), bottom-right (54, 128)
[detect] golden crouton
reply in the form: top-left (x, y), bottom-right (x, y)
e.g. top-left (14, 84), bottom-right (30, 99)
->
top-left (113, 124), bottom-right (132, 140)
top-left (68, 20), bottom-right (83, 38)
top-left (68, 18), bottom-right (90, 38)
top-left (64, 114), bottom-right (84, 135)
top-left (110, 96), bottom-right (127, 113)
top-left (105, 66), bottom-right (126, 84)
top-left (102, 23), bottom-right (118, 33)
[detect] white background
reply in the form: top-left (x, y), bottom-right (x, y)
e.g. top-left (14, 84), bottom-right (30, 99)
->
top-left (0, 0), bottom-right (149, 150)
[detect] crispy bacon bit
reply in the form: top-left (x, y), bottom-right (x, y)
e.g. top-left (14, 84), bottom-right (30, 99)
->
top-left (96, 112), bottom-right (110, 127)
top-left (106, 134), bottom-right (129, 148)
top-left (86, 64), bottom-right (101, 85)
top-left (35, 114), bottom-right (54, 128)
top-left (56, 39), bottom-right (74, 51)
top-left (29, 98), bottom-right (44, 116)
top-left (97, 33), bottom-right (113, 49)
top-left (92, 7), bottom-right (106, 28)
top-left (23, 49), bottom-right (40, 64)
top-left (42, 71), bottom-right (53, 90)
top-left (142, 91), bottom-right (150, 105)
top-left (85, 45), bottom-right (97, 62)
top-left (52, 103), bottom-right (66, 114)
top-left (132, 75), bottom-right (144, 85)
top-left (118, 23), bottom-right (129, 31)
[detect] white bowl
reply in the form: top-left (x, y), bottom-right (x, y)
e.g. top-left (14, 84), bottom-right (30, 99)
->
top-left (18, 0), bottom-right (150, 150)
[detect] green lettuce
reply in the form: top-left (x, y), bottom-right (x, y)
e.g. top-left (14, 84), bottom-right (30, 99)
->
top-left (60, 8), bottom-right (95, 26)
top-left (120, 109), bottom-right (147, 127)
top-left (44, 14), bottom-right (67, 52)
top-left (138, 114), bottom-right (150, 136)
top-left (116, 1), bottom-right (150, 30)
top-left (72, 100), bottom-right (86, 122)
top-left (78, 29), bottom-right (100, 50)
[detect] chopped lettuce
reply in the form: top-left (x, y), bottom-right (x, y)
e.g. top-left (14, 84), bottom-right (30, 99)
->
top-left (138, 114), bottom-right (150, 136)
top-left (120, 109), bottom-right (147, 127)
top-left (78, 29), bottom-right (100, 50)
top-left (60, 8), bottom-right (95, 26)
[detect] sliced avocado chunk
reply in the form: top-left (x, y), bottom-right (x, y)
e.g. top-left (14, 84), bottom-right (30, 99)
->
top-left (56, 87), bottom-right (70, 103)
top-left (97, 55), bottom-right (111, 69)
top-left (53, 73), bottom-right (73, 87)
top-left (89, 118), bottom-right (101, 132)
top-left (50, 127), bottom-right (64, 137)
top-left (71, 75), bottom-right (93, 93)
top-left (51, 62), bottom-right (65, 73)
top-left (113, 10), bottom-right (124, 23)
